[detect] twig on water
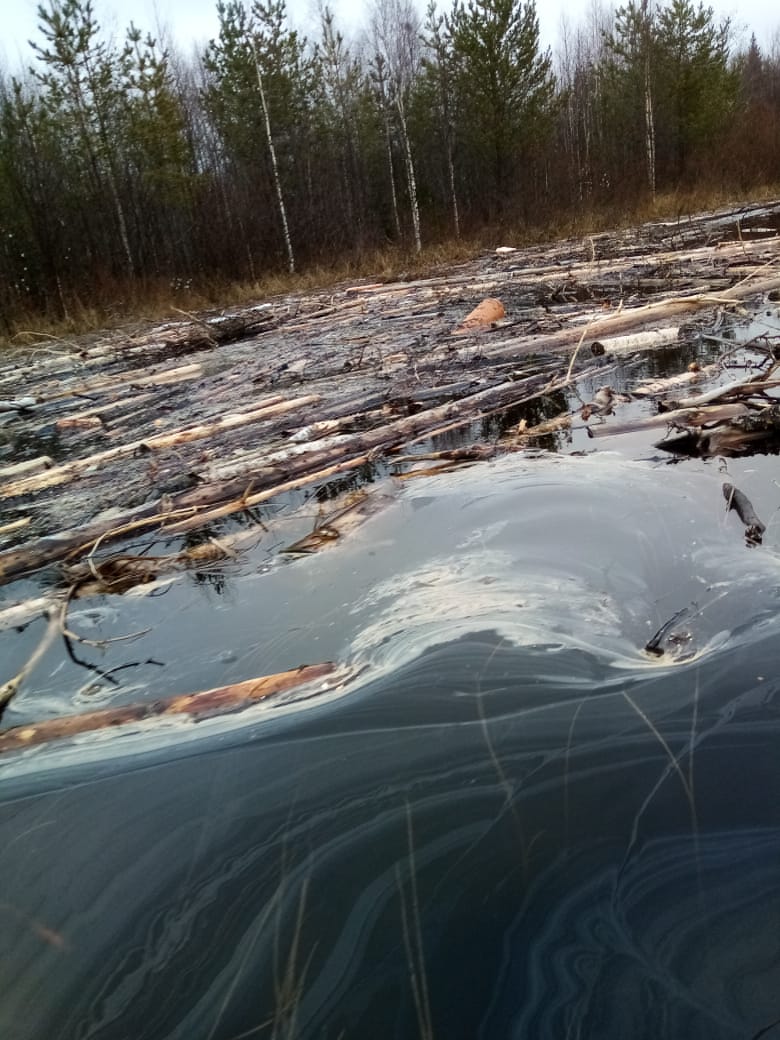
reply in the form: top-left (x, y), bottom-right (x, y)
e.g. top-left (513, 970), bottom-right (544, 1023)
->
top-left (0, 609), bottom-right (60, 721)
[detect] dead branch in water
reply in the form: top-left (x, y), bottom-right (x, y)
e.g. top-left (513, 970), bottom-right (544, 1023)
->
top-left (723, 482), bottom-right (766, 544)
top-left (0, 610), bottom-right (60, 720)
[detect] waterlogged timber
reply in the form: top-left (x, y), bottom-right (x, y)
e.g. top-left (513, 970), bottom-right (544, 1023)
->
top-left (2, 205), bottom-right (780, 1039)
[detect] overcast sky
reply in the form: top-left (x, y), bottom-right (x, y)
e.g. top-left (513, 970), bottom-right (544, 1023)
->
top-left (2, 0), bottom-right (778, 70)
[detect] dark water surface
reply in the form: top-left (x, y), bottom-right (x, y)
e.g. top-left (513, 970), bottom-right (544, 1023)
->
top-left (2, 454), bottom-right (780, 1039)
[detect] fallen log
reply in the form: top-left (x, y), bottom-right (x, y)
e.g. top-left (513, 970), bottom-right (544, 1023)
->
top-left (0, 517), bottom-right (32, 539)
top-left (162, 365), bottom-right (590, 535)
top-left (482, 270), bottom-right (780, 362)
top-left (0, 367), bottom-right (564, 576)
top-left (0, 456), bottom-right (53, 480)
top-left (588, 402), bottom-right (749, 438)
top-left (0, 662), bottom-right (342, 754)
top-left (162, 452), bottom-right (382, 535)
top-left (670, 377), bottom-right (780, 410)
top-left (33, 361), bottom-right (206, 404)
top-left (632, 365), bottom-right (720, 397)
top-left (49, 391), bottom-right (157, 425)
top-left (590, 326), bottom-right (681, 355)
top-left (0, 394), bottom-right (317, 499)
top-left (453, 298), bottom-right (506, 334)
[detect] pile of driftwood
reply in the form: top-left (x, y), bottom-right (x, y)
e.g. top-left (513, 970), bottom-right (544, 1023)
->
top-left (1, 200), bottom-right (780, 749)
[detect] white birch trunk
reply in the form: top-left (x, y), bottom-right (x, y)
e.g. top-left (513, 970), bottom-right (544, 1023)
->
top-left (641, 1), bottom-right (656, 199)
top-left (385, 119), bottom-right (402, 240)
top-left (644, 52), bottom-right (656, 198)
top-left (375, 73), bottom-right (402, 240)
top-left (252, 44), bottom-right (295, 275)
top-left (447, 144), bottom-right (460, 239)
top-left (396, 94), bottom-right (422, 254)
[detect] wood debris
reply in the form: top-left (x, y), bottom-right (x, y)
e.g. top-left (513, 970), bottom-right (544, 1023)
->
top-left (0, 209), bottom-right (777, 583)
top-left (0, 662), bottom-right (343, 754)
top-left (723, 482), bottom-right (766, 545)
top-left (453, 297), bottom-right (506, 334)
top-left (3, 200), bottom-right (780, 746)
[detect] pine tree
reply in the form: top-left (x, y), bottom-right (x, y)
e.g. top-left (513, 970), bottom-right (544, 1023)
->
top-left (447, 0), bottom-right (555, 216)
top-left (421, 1), bottom-right (460, 237)
top-left (30, 0), bottom-right (135, 275)
top-left (316, 6), bottom-right (366, 239)
top-left (0, 74), bottom-right (70, 319)
top-left (604, 1), bottom-right (737, 189)
top-left (655, 0), bottom-right (737, 179)
top-left (120, 25), bottom-right (196, 274)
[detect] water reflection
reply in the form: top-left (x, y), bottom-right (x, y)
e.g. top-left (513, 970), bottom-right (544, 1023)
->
top-left (1, 624), bottom-right (778, 1040)
top-left (1, 455), bottom-right (779, 1039)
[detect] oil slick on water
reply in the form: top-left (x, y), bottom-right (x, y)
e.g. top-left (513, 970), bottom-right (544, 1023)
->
top-left (1, 443), bottom-right (780, 1040)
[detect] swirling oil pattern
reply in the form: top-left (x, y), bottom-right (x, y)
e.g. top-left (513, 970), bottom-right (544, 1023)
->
top-left (1, 454), bottom-right (779, 1039)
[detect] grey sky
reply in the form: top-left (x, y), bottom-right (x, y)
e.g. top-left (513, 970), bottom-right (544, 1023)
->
top-left (2, 0), bottom-right (778, 70)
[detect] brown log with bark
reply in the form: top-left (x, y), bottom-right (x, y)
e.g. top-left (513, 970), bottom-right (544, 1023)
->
top-left (0, 662), bottom-right (341, 754)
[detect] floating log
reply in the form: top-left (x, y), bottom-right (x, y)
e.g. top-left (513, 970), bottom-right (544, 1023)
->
top-left (484, 272), bottom-right (780, 361)
top-left (656, 402), bottom-right (780, 456)
top-left (670, 377), bottom-right (780, 410)
top-left (590, 326), bottom-right (680, 356)
top-left (34, 362), bottom-right (205, 404)
top-left (0, 662), bottom-right (341, 754)
top-left (0, 368), bottom-right (561, 576)
top-left (1, 203), bottom-right (779, 605)
top-left (0, 596), bottom-right (60, 632)
top-left (0, 457), bottom-right (53, 479)
top-left (723, 482), bottom-right (766, 544)
top-left (589, 402), bottom-right (749, 438)
top-left (0, 395), bottom-right (317, 499)
top-left (0, 517), bottom-right (32, 539)
top-left (633, 365), bottom-right (720, 397)
top-left (161, 365), bottom-right (587, 535)
top-left (282, 491), bottom-right (393, 553)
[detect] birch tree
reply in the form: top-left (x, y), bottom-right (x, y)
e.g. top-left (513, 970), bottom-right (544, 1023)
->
top-left (203, 0), bottom-right (311, 275)
top-left (370, 0), bottom-right (423, 253)
top-left (250, 36), bottom-right (295, 273)
top-left (555, 5), bottom-right (613, 204)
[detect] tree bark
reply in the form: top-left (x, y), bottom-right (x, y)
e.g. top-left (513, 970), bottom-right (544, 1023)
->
top-left (252, 43), bottom-right (295, 275)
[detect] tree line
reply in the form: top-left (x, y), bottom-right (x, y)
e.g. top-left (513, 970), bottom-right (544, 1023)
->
top-left (1, 0), bottom-right (779, 329)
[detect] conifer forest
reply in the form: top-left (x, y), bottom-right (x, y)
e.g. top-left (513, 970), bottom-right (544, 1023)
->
top-left (1, 0), bottom-right (778, 330)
